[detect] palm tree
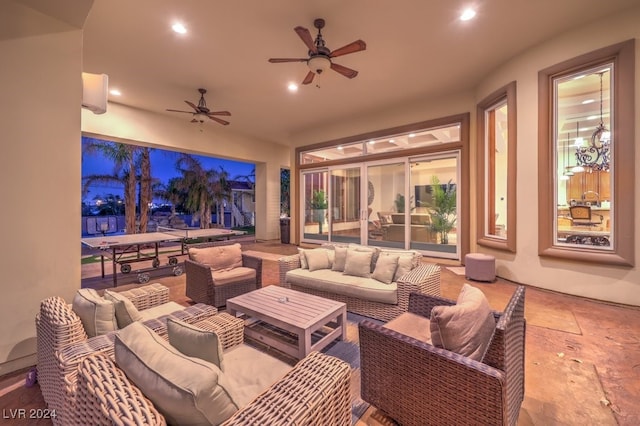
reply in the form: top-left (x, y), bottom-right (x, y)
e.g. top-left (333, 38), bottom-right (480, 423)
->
top-left (211, 166), bottom-right (232, 226)
top-left (83, 140), bottom-right (138, 233)
top-left (175, 154), bottom-right (212, 228)
top-left (137, 147), bottom-right (152, 233)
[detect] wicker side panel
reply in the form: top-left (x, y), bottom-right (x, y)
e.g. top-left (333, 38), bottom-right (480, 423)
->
top-left (75, 354), bottom-right (166, 426)
top-left (242, 254), bottom-right (263, 288)
top-left (397, 263), bottom-right (441, 296)
top-left (117, 283), bottom-right (169, 311)
top-left (359, 321), bottom-right (507, 426)
top-left (278, 254), bottom-right (301, 287)
top-left (36, 297), bottom-right (88, 426)
top-left (223, 352), bottom-right (351, 426)
top-left (185, 259), bottom-right (214, 305)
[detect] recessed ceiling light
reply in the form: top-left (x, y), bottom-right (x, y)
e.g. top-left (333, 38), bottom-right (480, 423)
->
top-left (587, 115), bottom-right (598, 120)
top-left (581, 99), bottom-right (594, 104)
top-left (368, 140), bottom-right (375, 145)
top-left (172, 23), bottom-right (187, 34)
top-left (337, 146), bottom-right (343, 150)
top-left (389, 139), bottom-right (395, 143)
top-left (287, 82), bottom-right (298, 92)
top-left (408, 133), bottom-right (416, 138)
top-left (109, 89), bottom-right (121, 96)
top-left (460, 8), bottom-right (476, 21)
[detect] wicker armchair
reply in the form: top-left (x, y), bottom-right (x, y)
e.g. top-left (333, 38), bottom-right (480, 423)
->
top-left (75, 350), bottom-right (351, 425)
top-left (359, 286), bottom-right (526, 426)
top-left (185, 241), bottom-right (262, 308)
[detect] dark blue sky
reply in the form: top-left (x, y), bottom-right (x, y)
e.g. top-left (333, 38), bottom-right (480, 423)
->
top-left (82, 137), bottom-right (254, 203)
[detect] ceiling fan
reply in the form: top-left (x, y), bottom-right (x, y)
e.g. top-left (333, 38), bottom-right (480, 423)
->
top-left (269, 18), bottom-right (366, 85)
top-left (166, 88), bottom-right (231, 125)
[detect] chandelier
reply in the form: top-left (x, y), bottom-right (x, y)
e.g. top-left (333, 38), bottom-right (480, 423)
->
top-left (575, 71), bottom-right (610, 172)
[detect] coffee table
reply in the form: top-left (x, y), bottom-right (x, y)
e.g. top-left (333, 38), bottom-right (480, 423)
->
top-left (226, 286), bottom-right (347, 360)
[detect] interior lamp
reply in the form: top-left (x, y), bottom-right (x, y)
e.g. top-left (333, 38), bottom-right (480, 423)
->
top-left (308, 55), bottom-right (331, 75)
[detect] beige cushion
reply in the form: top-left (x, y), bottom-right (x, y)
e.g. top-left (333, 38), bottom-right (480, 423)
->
top-left (72, 289), bottom-right (117, 337)
top-left (430, 284), bottom-right (496, 361)
top-left (372, 254), bottom-right (399, 284)
top-left (305, 248), bottom-right (331, 272)
top-left (104, 289), bottom-right (143, 328)
top-left (348, 243), bottom-right (379, 272)
top-left (223, 344), bottom-right (292, 407)
top-left (139, 301), bottom-right (185, 321)
top-left (167, 318), bottom-right (224, 370)
top-left (332, 246), bottom-right (348, 272)
top-left (297, 247), bottom-right (309, 269)
top-left (115, 322), bottom-right (239, 425)
top-left (385, 312), bottom-right (433, 343)
top-left (189, 244), bottom-right (243, 272)
top-left (343, 249), bottom-right (373, 278)
top-left (211, 266), bottom-right (256, 286)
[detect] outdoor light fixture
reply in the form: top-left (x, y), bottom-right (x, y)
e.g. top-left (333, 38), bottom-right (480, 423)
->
top-left (575, 71), bottom-right (611, 172)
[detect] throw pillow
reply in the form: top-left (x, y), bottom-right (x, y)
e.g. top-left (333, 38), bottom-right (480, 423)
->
top-left (189, 244), bottom-right (243, 272)
top-left (297, 248), bottom-right (309, 269)
top-left (372, 254), bottom-right (399, 284)
top-left (305, 249), bottom-right (331, 272)
top-left (332, 246), bottom-right (348, 272)
top-left (104, 289), bottom-right (143, 328)
top-left (167, 318), bottom-right (224, 371)
top-left (430, 284), bottom-right (496, 361)
top-left (343, 249), bottom-right (373, 278)
top-left (72, 288), bottom-right (118, 337)
top-left (347, 243), bottom-right (379, 272)
top-left (115, 322), bottom-right (239, 425)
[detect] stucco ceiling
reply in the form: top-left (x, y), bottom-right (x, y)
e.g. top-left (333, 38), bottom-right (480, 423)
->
top-left (6, 0), bottom-right (639, 146)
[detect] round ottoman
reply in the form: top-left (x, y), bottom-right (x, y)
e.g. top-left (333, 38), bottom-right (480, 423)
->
top-left (465, 253), bottom-right (496, 282)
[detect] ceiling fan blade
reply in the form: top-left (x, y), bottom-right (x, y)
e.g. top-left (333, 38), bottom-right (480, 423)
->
top-left (330, 40), bottom-right (366, 58)
top-left (166, 109), bottom-right (194, 114)
top-left (294, 26), bottom-right (317, 54)
top-left (207, 115), bottom-right (230, 125)
top-left (302, 71), bottom-right (315, 85)
top-left (207, 111), bottom-right (231, 117)
top-left (269, 58), bottom-right (308, 63)
top-left (184, 100), bottom-right (199, 111)
top-left (330, 62), bottom-right (359, 79)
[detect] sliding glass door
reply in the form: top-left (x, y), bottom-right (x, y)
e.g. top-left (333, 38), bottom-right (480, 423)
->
top-left (329, 166), bottom-right (362, 244)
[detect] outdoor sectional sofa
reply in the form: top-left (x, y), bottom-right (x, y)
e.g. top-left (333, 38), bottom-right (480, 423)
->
top-left (36, 283), bottom-right (351, 425)
top-left (279, 243), bottom-right (441, 322)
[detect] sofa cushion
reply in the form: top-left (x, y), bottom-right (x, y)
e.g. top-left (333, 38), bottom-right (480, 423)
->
top-left (114, 322), bottom-right (239, 425)
top-left (104, 289), bottom-right (143, 328)
top-left (384, 312), bottom-right (433, 343)
top-left (347, 243), bottom-right (379, 272)
top-left (430, 284), bottom-right (496, 361)
top-left (223, 344), bottom-right (292, 407)
top-left (72, 289), bottom-right (118, 337)
top-left (211, 266), bottom-right (256, 286)
top-left (189, 244), bottom-right (243, 272)
top-left (286, 268), bottom-right (398, 304)
top-left (343, 249), bottom-right (373, 278)
top-left (167, 318), bottom-right (224, 370)
top-left (372, 254), bottom-right (399, 284)
top-left (305, 248), bottom-right (331, 272)
top-left (332, 246), bottom-right (348, 272)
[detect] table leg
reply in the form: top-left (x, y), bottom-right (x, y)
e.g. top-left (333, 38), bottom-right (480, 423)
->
top-left (112, 247), bottom-right (117, 287)
top-left (301, 329), bottom-right (312, 359)
top-left (338, 307), bottom-right (347, 340)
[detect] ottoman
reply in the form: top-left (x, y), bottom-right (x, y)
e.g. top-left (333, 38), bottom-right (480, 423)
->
top-left (465, 253), bottom-right (496, 282)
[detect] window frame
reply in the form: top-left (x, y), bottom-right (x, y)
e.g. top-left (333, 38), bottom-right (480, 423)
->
top-left (538, 39), bottom-right (635, 266)
top-left (476, 81), bottom-right (517, 252)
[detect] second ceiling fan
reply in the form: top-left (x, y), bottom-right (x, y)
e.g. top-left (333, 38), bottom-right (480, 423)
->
top-left (166, 88), bottom-right (231, 125)
top-left (269, 18), bottom-right (366, 85)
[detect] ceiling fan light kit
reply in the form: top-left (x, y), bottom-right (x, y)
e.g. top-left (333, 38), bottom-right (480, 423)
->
top-left (268, 18), bottom-right (366, 85)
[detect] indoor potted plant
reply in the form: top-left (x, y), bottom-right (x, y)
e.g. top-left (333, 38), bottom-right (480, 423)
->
top-left (429, 176), bottom-right (457, 244)
top-left (309, 189), bottom-right (328, 234)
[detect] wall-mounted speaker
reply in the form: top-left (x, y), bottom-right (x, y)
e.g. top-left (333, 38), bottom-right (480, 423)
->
top-left (82, 72), bottom-right (108, 114)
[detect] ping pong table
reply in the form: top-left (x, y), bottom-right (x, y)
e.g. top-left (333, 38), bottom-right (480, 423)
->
top-left (81, 226), bottom-right (246, 286)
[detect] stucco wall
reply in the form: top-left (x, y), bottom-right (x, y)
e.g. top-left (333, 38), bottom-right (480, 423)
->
top-left (473, 6), bottom-right (640, 305)
top-left (81, 103), bottom-right (290, 241)
top-left (0, 30), bottom-right (83, 374)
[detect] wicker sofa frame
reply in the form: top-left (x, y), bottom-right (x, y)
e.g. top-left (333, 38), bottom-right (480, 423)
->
top-left (36, 284), bottom-right (219, 426)
top-left (358, 286), bottom-right (526, 426)
top-left (279, 252), bottom-right (441, 322)
top-left (185, 240), bottom-right (263, 308)
top-left (76, 350), bottom-right (351, 425)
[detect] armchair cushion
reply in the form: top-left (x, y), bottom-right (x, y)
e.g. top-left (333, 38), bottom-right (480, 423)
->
top-left (167, 317), bottom-right (225, 371)
top-left (430, 283), bottom-right (495, 361)
top-left (72, 289), bottom-right (118, 337)
top-left (114, 322), bottom-right (239, 426)
top-left (212, 267), bottom-right (256, 286)
top-left (189, 244), bottom-right (243, 272)
top-left (384, 312), bottom-right (433, 343)
top-left (104, 289), bottom-right (143, 328)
